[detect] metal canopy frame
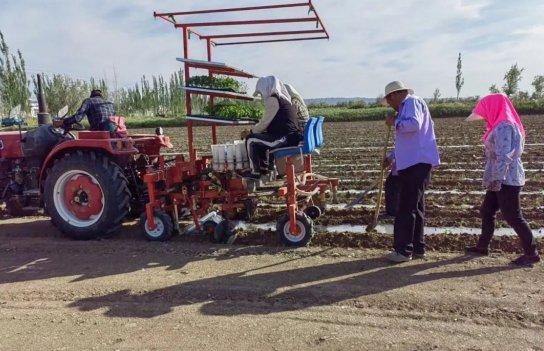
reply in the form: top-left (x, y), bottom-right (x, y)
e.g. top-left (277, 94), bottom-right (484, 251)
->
top-left (153, 1), bottom-right (329, 165)
top-left (154, 1), bottom-right (329, 46)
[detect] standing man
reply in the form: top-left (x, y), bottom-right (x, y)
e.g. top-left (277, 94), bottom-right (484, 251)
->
top-left (383, 81), bottom-right (440, 263)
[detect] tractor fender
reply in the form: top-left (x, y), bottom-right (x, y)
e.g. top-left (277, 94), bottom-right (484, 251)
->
top-left (39, 139), bottom-right (138, 190)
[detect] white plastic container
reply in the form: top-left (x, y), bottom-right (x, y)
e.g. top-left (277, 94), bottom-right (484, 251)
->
top-left (234, 140), bottom-right (247, 170)
top-left (211, 144), bottom-right (226, 171)
top-left (211, 141), bottom-right (249, 171)
top-left (226, 143), bottom-right (236, 171)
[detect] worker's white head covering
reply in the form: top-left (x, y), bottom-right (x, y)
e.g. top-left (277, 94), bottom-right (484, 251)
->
top-left (284, 84), bottom-right (306, 106)
top-left (253, 76), bottom-right (291, 103)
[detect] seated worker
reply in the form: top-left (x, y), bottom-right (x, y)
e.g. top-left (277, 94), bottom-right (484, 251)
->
top-left (284, 83), bottom-right (310, 132)
top-left (53, 89), bottom-right (115, 132)
top-left (242, 76), bottom-right (302, 179)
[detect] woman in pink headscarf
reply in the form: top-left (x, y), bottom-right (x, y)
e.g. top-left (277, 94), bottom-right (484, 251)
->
top-left (465, 94), bottom-right (540, 266)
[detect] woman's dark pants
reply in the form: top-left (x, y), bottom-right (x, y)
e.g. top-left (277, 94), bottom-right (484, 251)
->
top-left (478, 185), bottom-right (537, 255)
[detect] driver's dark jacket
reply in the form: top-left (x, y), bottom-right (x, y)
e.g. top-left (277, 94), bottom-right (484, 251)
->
top-left (63, 96), bottom-right (115, 131)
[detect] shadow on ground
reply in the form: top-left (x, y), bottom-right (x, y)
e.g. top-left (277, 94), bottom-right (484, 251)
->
top-left (68, 255), bottom-right (516, 318)
top-left (1, 216), bottom-right (518, 320)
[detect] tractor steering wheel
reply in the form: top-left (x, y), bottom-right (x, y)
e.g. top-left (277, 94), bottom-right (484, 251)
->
top-left (51, 118), bottom-right (82, 139)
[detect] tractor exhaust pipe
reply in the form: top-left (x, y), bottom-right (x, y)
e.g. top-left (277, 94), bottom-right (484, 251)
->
top-left (36, 74), bottom-right (51, 126)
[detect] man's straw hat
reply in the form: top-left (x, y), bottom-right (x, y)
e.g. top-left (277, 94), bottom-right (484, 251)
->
top-left (384, 81), bottom-right (414, 97)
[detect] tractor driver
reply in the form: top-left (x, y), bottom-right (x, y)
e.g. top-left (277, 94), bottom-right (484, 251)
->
top-left (53, 89), bottom-right (115, 132)
top-left (242, 76), bottom-right (302, 179)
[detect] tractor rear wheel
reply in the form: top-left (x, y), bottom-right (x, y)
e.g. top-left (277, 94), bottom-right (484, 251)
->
top-left (43, 151), bottom-right (131, 240)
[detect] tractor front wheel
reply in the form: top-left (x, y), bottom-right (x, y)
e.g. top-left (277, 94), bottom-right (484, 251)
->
top-left (276, 212), bottom-right (314, 247)
top-left (43, 151), bottom-right (131, 240)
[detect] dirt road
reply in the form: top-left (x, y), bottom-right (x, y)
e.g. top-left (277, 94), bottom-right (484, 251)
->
top-left (1, 217), bottom-right (543, 351)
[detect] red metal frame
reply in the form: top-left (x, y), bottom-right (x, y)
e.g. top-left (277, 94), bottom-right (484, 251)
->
top-left (155, 1), bottom-right (329, 163)
top-left (200, 29), bottom-right (324, 40)
top-left (147, 2), bottom-right (335, 239)
top-left (215, 37), bottom-right (328, 46)
top-left (278, 155), bottom-right (339, 235)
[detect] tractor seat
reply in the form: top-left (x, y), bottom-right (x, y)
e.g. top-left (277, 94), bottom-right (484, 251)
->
top-left (270, 117), bottom-right (317, 159)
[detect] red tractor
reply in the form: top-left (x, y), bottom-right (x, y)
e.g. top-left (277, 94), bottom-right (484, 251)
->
top-left (0, 111), bottom-right (173, 240)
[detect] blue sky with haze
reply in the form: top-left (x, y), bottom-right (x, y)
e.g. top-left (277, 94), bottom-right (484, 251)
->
top-left (1, 0), bottom-right (543, 98)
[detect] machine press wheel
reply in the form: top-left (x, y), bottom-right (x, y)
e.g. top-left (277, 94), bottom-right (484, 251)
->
top-left (276, 212), bottom-right (314, 247)
top-left (140, 210), bottom-right (174, 242)
top-left (304, 205), bottom-right (322, 220)
top-left (204, 219), bottom-right (233, 244)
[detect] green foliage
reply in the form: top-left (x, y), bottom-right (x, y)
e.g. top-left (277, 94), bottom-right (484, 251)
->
top-left (89, 77), bottom-right (108, 99)
top-left (307, 101), bottom-right (544, 122)
top-left (373, 94), bottom-right (386, 107)
top-left (432, 88), bottom-right (442, 103)
top-left (514, 91), bottom-right (530, 102)
top-left (513, 99), bottom-right (544, 115)
top-left (502, 63), bottom-right (524, 97)
top-left (489, 84), bottom-right (500, 94)
top-left (32, 74), bottom-right (90, 115)
top-left (0, 31), bottom-right (30, 115)
top-left (428, 103), bottom-right (473, 117)
top-left (532, 75), bottom-right (544, 100)
top-left (116, 70), bottom-right (189, 117)
top-left (333, 100), bottom-right (367, 109)
top-left (204, 101), bottom-right (262, 119)
top-left (456, 53), bottom-right (464, 100)
top-left (187, 75), bottom-right (247, 93)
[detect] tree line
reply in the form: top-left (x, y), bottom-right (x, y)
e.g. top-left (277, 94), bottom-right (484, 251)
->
top-left (2, 30), bottom-right (544, 117)
top-left (0, 31), bottom-right (195, 118)
top-left (432, 53), bottom-right (544, 104)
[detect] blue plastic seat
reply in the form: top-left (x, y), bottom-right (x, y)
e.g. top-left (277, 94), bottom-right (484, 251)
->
top-left (271, 117), bottom-right (317, 159)
top-left (314, 116), bottom-right (324, 148)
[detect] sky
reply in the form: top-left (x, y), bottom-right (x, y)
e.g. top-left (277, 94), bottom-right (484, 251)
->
top-left (1, 0), bottom-right (543, 99)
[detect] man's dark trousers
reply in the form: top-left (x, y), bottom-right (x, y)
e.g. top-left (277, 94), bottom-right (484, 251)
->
top-left (393, 163), bottom-right (432, 256)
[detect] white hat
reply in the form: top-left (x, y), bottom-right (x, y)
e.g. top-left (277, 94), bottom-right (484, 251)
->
top-left (384, 81), bottom-right (414, 97)
top-left (466, 113), bottom-right (485, 122)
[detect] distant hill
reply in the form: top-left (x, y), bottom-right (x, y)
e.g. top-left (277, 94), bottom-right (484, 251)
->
top-left (305, 97), bottom-right (377, 106)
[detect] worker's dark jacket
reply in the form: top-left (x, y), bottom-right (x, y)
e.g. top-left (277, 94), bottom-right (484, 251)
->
top-left (63, 96), bottom-right (115, 131)
top-left (267, 95), bottom-right (302, 145)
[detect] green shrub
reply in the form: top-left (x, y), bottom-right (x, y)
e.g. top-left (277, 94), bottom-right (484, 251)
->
top-left (428, 103), bottom-right (473, 117)
top-left (308, 101), bottom-right (544, 122)
top-left (514, 99), bottom-right (544, 115)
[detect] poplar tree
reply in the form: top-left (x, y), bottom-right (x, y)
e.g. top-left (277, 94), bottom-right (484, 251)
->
top-left (455, 53), bottom-right (464, 100)
top-left (0, 31), bottom-right (30, 114)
